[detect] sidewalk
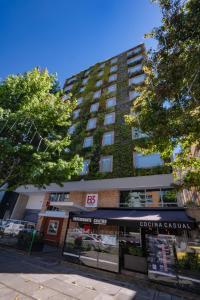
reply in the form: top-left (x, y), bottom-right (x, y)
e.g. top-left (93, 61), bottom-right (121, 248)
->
top-left (0, 246), bottom-right (199, 300)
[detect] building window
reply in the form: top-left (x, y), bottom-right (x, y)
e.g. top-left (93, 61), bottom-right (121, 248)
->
top-left (129, 91), bottom-right (140, 100)
top-left (80, 86), bottom-right (85, 93)
top-left (129, 74), bottom-right (145, 85)
top-left (98, 70), bottom-right (104, 77)
top-left (127, 55), bottom-right (143, 65)
top-left (106, 97), bottom-right (116, 108)
top-left (85, 70), bottom-right (90, 76)
top-left (128, 64), bottom-right (142, 74)
top-left (47, 220), bottom-right (59, 235)
top-left (68, 125), bottom-right (76, 135)
top-left (96, 80), bottom-right (103, 87)
top-left (86, 118), bottom-right (97, 130)
top-left (73, 109), bottom-right (80, 119)
top-left (102, 131), bottom-right (114, 146)
top-left (132, 128), bottom-right (148, 139)
top-left (99, 62), bottom-right (105, 69)
top-left (67, 76), bottom-right (76, 84)
top-left (65, 84), bottom-right (73, 92)
top-left (49, 193), bottom-right (69, 202)
top-left (83, 136), bottom-right (93, 148)
top-left (93, 90), bottom-right (101, 99)
top-left (107, 84), bottom-right (116, 93)
top-left (133, 153), bottom-right (163, 169)
top-left (77, 97), bottom-right (83, 106)
top-left (127, 47), bottom-right (142, 57)
top-left (110, 65), bottom-right (117, 73)
top-left (110, 57), bottom-right (118, 64)
top-left (120, 189), bottom-right (177, 208)
top-left (104, 112), bottom-right (115, 125)
top-left (82, 78), bottom-right (88, 85)
top-left (108, 74), bottom-right (117, 82)
top-left (90, 102), bottom-right (99, 113)
top-left (80, 159), bottom-right (90, 175)
top-left (100, 156), bottom-right (113, 172)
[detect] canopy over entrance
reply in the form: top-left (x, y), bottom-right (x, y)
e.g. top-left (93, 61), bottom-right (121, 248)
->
top-left (70, 208), bottom-right (195, 230)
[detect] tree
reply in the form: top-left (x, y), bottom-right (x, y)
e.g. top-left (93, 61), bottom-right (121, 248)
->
top-left (126, 0), bottom-right (200, 189)
top-left (0, 68), bottom-right (83, 191)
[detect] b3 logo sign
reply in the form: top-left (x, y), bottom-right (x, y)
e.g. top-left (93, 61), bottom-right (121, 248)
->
top-left (85, 194), bottom-right (98, 208)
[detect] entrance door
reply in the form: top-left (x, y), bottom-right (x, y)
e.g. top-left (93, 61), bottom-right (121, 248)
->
top-left (43, 217), bottom-right (64, 246)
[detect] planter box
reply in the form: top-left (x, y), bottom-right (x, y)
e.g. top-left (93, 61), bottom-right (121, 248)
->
top-left (124, 254), bottom-right (147, 273)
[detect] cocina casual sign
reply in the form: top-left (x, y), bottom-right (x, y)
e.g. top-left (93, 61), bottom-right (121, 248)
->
top-left (85, 194), bottom-right (98, 208)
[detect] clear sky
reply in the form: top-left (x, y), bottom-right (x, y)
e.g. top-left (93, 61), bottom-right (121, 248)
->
top-left (0, 0), bottom-right (161, 86)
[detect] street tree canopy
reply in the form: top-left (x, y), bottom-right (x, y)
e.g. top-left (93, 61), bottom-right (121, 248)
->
top-left (0, 68), bottom-right (83, 190)
top-left (126, 0), bottom-right (200, 189)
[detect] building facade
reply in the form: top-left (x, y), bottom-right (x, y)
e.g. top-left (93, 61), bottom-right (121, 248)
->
top-left (14, 44), bottom-right (200, 288)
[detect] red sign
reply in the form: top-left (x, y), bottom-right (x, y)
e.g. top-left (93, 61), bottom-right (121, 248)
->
top-left (85, 194), bottom-right (98, 208)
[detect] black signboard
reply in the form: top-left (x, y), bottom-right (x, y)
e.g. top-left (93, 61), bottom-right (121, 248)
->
top-left (146, 235), bottom-right (176, 276)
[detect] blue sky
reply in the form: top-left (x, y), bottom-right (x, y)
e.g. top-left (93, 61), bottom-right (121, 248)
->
top-left (0, 0), bottom-right (161, 86)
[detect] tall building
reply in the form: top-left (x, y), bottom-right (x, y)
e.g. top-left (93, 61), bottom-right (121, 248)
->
top-left (16, 43), bottom-right (177, 245)
top-left (64, 43), bottom-right (170, 180)
top-left (9, 44), bottom-right (200, 286)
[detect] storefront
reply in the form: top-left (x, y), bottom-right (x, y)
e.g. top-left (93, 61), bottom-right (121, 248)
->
top-left (63, 207), bottom-right (200, 291)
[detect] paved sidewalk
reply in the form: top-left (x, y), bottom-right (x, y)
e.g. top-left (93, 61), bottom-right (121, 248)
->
top-left (0, 247), bottom-right (197, 300)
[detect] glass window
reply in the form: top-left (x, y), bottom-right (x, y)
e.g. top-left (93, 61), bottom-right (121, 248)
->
top-left (73, 109), bottom-right (80, 119)
top-left (77, 97), bottom-right (83, 106)
top-left (107, 84), bottom-right (116, 93)
top-left (127, 47), bottom-right (142, 56)
top-left (129, 74), bottom-right (145, 85)
top-left (90, 102), bottom-right (99, 113)
top-left (129, 91), bottom-right (140, 100)
top-left (80, 159), bottom-right (90, 175)
top-left (65, 84), bottom-right (73, 92)
top-left (133, 153), bottom-right (163, 168)
top-left (100, 156), bottom-right (113, 172)
top-left (104, 112), bottom-right (115, 125)
top-left (102, 131), bottom-right (114, 146)
top-left (80, 86), bottom-right (85, 93)
top-left (127, 55), bottom-right (143, 64)
top-left (98, 70), bottom-right (104, 77)
top-left (85, 70), bottom-right (90, 76)
top-left (83, 78), bottom-right (88, 85)
top-left (96, 80), bottom-right (103, 87)
top-left (83, 136), bottom-right (93, 148)
top-left (111, 57), bottom-right (118, 64)
top-left (93, 90), bottom-right (101, 99)
top-left (47, 220), bottom-right (59, 235)
top-left (106, 97), bottom-right (116, 108)
top-left (110, 65), bottom-right (117, 73)
top-left (99, 62), bottom-right (105, 69)
top-left (86, 118), bottom-right (97, 130)
top-left (128, 64), bottom-right (142, 74)
top-left (68, 125), bottom-right (76, 135)
top-left (108, 74), bottom-right (117, 82)
top-left (132, 128), bottom-right (148, 139)
top-left (67, 76), bottom-right (76, 84)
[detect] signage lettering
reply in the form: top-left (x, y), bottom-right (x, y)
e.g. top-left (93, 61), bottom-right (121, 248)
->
top-left (93, 218), bottom-right (107, 225)
top-left (73, 217), bottom-right (92, 223)
top-left (85, 194), bottom-right (98, 208)
top-left (139, 221), bottom-right (192, 230)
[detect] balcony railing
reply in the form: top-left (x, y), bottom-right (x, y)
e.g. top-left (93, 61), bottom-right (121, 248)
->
top-left (119, 202), bottom-right (178, 208)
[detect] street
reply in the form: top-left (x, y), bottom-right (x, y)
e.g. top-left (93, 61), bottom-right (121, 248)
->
top-left (0, 247), bottom-right (196, 300)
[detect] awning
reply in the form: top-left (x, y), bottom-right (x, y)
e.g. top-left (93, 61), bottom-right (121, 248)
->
top-left (70, 208), bottom-right (195, 230)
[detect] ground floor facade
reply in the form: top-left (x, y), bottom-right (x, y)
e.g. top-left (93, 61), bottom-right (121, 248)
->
top-left (14, 174), bottom-right (200, 290)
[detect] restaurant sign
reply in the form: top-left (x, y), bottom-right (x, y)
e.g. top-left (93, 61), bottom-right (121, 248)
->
top-left (72, 216), bottom-right (107, 225)
top-left (139, 221), bottom-right (192, 230)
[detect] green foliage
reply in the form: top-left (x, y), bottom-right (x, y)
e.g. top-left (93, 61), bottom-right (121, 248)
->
top-left (0, 68), bottom-right (83, 190)
top-left (126, 0), bottom-right (200, 188)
